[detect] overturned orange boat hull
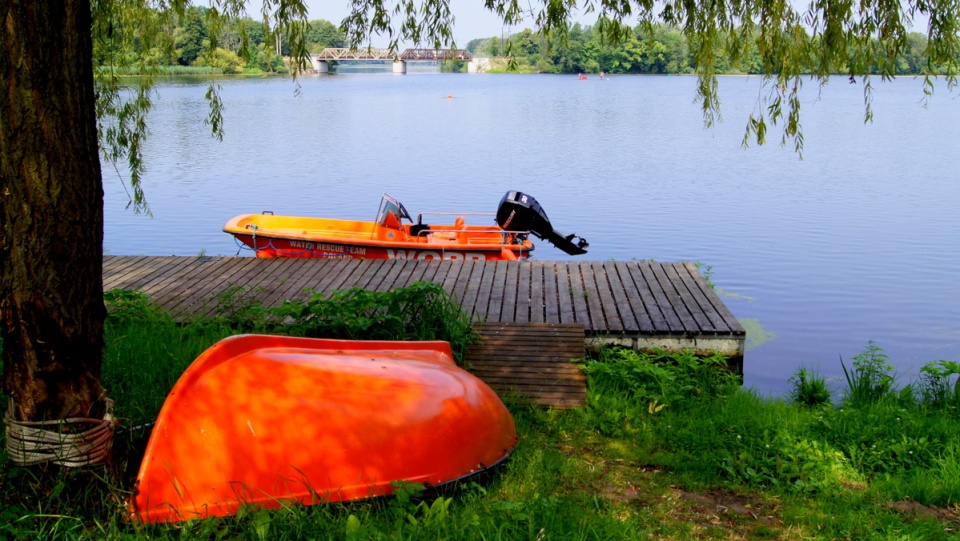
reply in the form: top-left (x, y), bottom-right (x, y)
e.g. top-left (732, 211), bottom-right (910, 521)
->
top-left (129, 336), bottom-right (517, 523)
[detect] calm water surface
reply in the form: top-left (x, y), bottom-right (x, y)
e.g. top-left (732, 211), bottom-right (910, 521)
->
top-left (103, 73), bottom-right (960, 394)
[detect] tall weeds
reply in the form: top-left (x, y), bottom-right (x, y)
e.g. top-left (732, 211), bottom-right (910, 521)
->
top-left (840, 341), bottom-right (894, 407)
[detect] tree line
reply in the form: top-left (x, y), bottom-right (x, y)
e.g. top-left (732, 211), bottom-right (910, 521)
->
top-left (103, 9), bottom-right (948, 77)
top-left (467, 23), bottom-right (947, 76)
top-left (96, 6), bottom-right (346, 74)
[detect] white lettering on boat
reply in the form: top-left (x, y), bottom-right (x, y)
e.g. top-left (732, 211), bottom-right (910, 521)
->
top-left (387, 250), bottom-right (486, 261)
top-left (288, 240), bottom-right (366, 255)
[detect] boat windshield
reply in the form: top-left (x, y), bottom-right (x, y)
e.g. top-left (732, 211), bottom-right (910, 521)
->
top-left (377, 194), bottom-right (412, 227)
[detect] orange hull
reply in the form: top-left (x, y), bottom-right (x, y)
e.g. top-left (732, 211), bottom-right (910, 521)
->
top-left (130, 336), bottom-right (517, 523)
top-left (223, 214), bottom-right (534, 260)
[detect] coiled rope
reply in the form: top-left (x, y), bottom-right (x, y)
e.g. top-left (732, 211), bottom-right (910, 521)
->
top-left (3, 397), bottom-right (117, 467)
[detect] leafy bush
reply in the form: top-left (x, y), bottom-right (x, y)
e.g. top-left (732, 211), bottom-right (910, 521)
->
top-left (584, 347), bottom-right (739, 407)
top-left (270, 282), bottom-right (476, 364)
top-left (917, 360), bottom-right (960, 411)
top-left (104, 288), bottom-right (157, 323)
top-left (841, 341), bottom-right (895, 407)
top-left (788, 367), bottom-right (832, 407)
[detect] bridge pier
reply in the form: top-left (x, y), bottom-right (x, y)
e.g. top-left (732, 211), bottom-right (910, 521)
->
top-left (392, 60), bottom-right (407, 74)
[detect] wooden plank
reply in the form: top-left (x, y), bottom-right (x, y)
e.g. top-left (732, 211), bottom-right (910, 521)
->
top-left (379, 259), bottom-right (417, 291)
top-left (578, 262), bottom-right (607, 331)
top-left (240, 258), bottom-right (305, 310)
top-left (465, 322), bottom-right (586, 408)
top-left (104, 256), bottom-right (162, 290)
top-left (603, 261), bottom-right (640, 333)
top-left (555, 263), bottom-right (575, 324)
top-left (663, 263), bottom-right (718, 333)
top-left (136, 258), bottom-right (206, 301)
top-left (374, 259), bottom-right (408, 291)
top-left (470, 261), bottom-right (497, 321)
top-left (470, 366), bottom-right (584, 377)
top-left (103, 256), bottom-right (152, 290)
top-left (515, 262), bottom-right (532, 324)
top-left (459, 261), bottom-right (489, 320)
top-left (426, 260), bottom-right (449, 285)
top-left (110, 256), bottom-right (183, 295)
top-left (565, 262), bottom-right (591, 329)
top-left (254, 259), bottom-right (323, 308)
top-left (355, 259), bottom-right (390, 291)
top-left (311, 259), bottom-right (359, 295)
top-left (165, 258), bottom-right (264, 318)
top-left (589, 261), bottom-right (623, 332)
top-left (438, 260), bottom-right (464, 305)
top-left (543, 262), bottom-right (560, 324)
top-left (142, 258), bottom-right (225, 314)
top-left (485, 262), bottom-right (508, 323)
top-left (473, 321), bottom-right (585, 335)
top-left (499, 262), bottom-right (519, 323)
top-left (529, 261), bottom-right (546, 323)
top-left (404, 260), bottom-right (434, 286)
top-left (616, 261), bottom-right (661, 333)
top-left (681, 262), bottom-right (745, 334)
top-left (650, 262), bottom-right (699, 333)
top-left (194, 258), bottom-right (292, 319)
top-left (634, 262), bottom-right (683, 333)
top-left (448, 260), bottom-right (473, 314)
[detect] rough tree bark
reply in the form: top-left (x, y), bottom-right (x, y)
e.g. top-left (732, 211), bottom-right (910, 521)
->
top-left (0, 1), bottom-right (106, 422)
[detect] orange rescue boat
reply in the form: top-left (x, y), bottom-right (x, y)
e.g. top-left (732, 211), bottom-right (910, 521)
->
top-left (224, 191), bottom-right (588, 260)
top-left (129, 335), bottom-right (517, 524)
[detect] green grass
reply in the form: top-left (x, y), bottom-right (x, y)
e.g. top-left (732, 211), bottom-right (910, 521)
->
top-left (2, 291), bottom-right (960, 539)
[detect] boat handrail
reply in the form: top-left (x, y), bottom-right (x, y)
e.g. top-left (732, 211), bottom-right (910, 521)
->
top-left (412, 227), bottom-right (531, 238)
top-left (415, 211), bottom-right (495, 224)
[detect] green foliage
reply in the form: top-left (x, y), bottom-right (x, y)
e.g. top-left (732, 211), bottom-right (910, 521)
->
top-left (8, 321), bottom-right (960, 538)
top-left (720, 424), bottom-right (863, 494)
top-left (789, 367), bottom-right (832, 408)
top-left (841, 341), bottom-right (895, 407)
top-left (917, 360), bottom-right (960, 412)
top-left (193, 46), bottom-right (246, 74)
top-left (585, 347), bottom-right (739, 407)
top-left (582, 347), bottom-right (739, 438)
top-left (204, 281), bottom-right (476, 365)
top-left (92, 1), bottom-right (316, 214)
top-left (270, 282), bottom-right (476, 363)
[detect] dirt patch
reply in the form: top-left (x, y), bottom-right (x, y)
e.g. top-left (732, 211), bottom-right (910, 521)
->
top-left (881, 500), bottom-right (960, 525)
top-left (677, 488), bottom-right (782, 526)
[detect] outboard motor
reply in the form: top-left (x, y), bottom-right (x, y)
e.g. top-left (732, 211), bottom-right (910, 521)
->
top-left (496, 191), bottom-right (589, 255)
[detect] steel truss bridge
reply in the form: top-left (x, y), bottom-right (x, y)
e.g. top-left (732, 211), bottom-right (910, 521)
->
top-left (313, 48), bottom-right (473, 62)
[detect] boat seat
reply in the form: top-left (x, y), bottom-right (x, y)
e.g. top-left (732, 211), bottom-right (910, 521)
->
top-left (427, 216), bottom-right (467, 244)
top-left (454, 216), bottom-right (467, 244)
top-left (376, 211), bottom-right (408, 241)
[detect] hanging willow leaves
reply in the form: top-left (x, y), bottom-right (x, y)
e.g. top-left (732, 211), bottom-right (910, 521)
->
top-left (93, 1), bottom-right (311, 213)
top-left (342, 0), bottom-right (959, 155)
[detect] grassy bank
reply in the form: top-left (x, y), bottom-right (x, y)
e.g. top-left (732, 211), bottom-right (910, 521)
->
top-left (2, 285), bottom-right (959, 539)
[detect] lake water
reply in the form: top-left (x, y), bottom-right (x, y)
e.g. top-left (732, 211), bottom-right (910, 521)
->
top-left (103, 72), bottom-right (960, 395)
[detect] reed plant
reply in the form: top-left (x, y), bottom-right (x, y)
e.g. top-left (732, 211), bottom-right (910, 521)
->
top-left (840, 341), bottom-right (895, 407)
top-left (788, 367), bottom-right (832, 407)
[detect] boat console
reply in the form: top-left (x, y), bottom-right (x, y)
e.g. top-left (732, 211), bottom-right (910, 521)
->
top-left (495, 191), bottom-right (589, 255)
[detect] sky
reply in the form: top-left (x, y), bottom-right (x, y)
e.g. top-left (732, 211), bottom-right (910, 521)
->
top-left (301, 1), bottom-right (931, 48)
top-left (302, 0), bottom-right (600, 46)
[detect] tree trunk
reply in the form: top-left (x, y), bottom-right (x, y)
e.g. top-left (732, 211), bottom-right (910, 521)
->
top-left (0, 1), bottom-right (106, 422)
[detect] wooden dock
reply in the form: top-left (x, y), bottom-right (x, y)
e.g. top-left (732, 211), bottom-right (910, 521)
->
top-left (103, 256), bottom-right (745, 408)
top-left (103, 256), bottom-right (744, 353)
